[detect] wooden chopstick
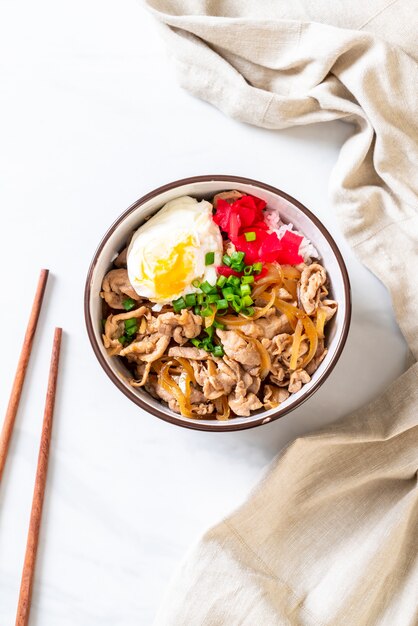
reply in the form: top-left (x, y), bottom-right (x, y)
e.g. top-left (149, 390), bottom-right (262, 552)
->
top-left (15, 327), bottom-right (62, 626)
top-left (0, 269), bottom-right (49, 482)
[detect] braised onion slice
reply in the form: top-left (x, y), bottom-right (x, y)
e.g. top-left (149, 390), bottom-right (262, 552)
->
top-left (281, 265), bottom-right (301, 301)
top-left (273, 298), bottom-right (299, 329)
top-left (281, 265), bottom-right (301, 280)
top-left (315, 307), bottom-right (328, 339)
top-left (159, 361), bottom-right (195, 418)
top-left (251, 263), bottom-right (283, 297)
top-left (250, 288), bottom-right (277, 320)
top-left (216, 395), bottom-right (230, 421)
top-left (175, 357), bottom-right (196, 384)
top-left (217, 314), bottom-right (250, 327)
top-left (289, 319), bottom-right (303, 371)
top-left (300, 315), bottom-right (319, 368)
top-left (282, 277), bottom-right (298, 300)
top-left (274, 298), bottom-right (319, 368)
top-left (207, 359), bottom-right (217, 377)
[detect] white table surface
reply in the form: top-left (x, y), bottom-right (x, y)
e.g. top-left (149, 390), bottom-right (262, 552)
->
top-left (0, 1), bottom-right (409, 624)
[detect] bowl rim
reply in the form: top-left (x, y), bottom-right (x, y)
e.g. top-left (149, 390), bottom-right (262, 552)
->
top-left (84, 174), bottom-right (351, 432)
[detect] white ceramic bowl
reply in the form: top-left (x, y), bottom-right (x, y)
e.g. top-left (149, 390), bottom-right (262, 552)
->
top-left (85, 175), bottom-right (351, 431)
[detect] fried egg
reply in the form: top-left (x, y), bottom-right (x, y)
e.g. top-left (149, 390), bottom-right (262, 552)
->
top-left (127, 196), bottom-right (223, 304)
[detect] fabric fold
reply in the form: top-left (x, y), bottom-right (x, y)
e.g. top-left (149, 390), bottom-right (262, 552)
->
top-left (146, 5), bottom-right (418, 357)
top-left (155, 365), bottom-right (418, 625)
top-left (144, 1), bottom-right (418, 623)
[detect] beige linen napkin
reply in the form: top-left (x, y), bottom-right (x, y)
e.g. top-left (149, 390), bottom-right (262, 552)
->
top-left (144, 2), bottom-right (418, 624)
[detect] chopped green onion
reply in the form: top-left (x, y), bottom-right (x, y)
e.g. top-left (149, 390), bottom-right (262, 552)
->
top-left (212, 345), bottom-right (224, 357)
top-left (244, 231), bottom-right (256, 242)
top-left (252, 262), bottom-right (263, 274)
top-left (204, 325), bottom-right (214, 338)
top-left (201, 336), bottom-right (215, 351)
top-left (205, 251), bottom-right (215, 265)
top-left (124, 319), bottom-right (138, 337)
top-left (227, 275), bottom-right (240, 287)
top-left (194, 305), bottom-right (200, 315)
top-left (241, 275), bottom-right (254, 285)
top-left (222, 286), bottom-right (234, 297)
top-left (222, 289), bottom-right (234, 302)
top-left (216, 299), bottom-right (228, 310)
top-left (206, 293), bottom-right (220, 304)
top-left (192, 279), bottom-right (201, 288)
top-left (222, 254), bottom-right (232, 267)
top-left (231, 296), bottom-right (242, 313)
top-left (242, 306), bottom-right (255, 317)
top-left (241, 295), bottom-right (253, 307)
top-left (101, 318), bottom-right (107, 330)
top-left (185, 293), bottom-right (196, 307)
top-left (231, 261), bottom-right (245, 272)
top-left (200, 281), bottom-right (213, 294)
top-left (231, 251), bottom-right (245, 264)
top-left (122, 298), bottom-right (136, 311)
top-left (118, 336), bottom-right (127, 345)
top-left (213, 320), bottom-right (226, 329)
top-left (124, 319), bottom-right (138, 334)
top-left (216, 275), bottom-right (227, 288)
top-left (201, 306), bottom-right (213, 317)
top-left (240, 284), bottom-right (251, 297)
top-left (191, 338), bottom-right (201, 348)
top-left (243, 265), bottom-right (253, 275)
top-left (197, 293), bottom-right (205, 305)
top-left (173, 297), bottom-right (186, 312)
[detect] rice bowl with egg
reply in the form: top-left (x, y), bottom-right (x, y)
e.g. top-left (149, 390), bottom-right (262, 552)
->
top-left (98, 187), bottom-right (340, 421)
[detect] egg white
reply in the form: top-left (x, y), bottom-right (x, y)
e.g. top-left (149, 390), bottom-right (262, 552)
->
top-left (127, 196), bottom-right (223, 304)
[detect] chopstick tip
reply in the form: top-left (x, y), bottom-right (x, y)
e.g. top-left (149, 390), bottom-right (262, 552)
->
top-left (38, 269), bottom-right (50, 288)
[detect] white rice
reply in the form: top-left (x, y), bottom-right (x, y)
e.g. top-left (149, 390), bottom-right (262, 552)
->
top-left (263, 208), bottom-right (319, 263)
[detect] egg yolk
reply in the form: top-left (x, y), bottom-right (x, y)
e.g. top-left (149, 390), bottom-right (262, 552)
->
top-left (146, 235), bottom-right (196, 300)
